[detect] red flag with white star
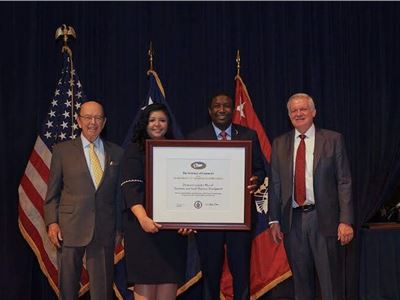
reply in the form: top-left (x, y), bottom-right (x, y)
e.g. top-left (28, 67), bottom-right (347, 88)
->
top-left (232, 75), bottom-right (271, 161)
top-left (219, 74), bottom-right (291, 299)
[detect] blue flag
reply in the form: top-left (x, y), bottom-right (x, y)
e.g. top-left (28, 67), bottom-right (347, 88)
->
top-left (115, 69), bottom-right (201, 299)
top-left (123, 70), bottom-right (183, 148)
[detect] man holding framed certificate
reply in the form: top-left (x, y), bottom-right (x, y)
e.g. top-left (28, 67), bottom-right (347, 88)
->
top-left (187, 92), bottom-right (266, 300)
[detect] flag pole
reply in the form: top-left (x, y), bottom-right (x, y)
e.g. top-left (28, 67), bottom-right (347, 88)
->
top-left (236, 49), bottom-right (241, 77)
top-left (148, 41), bottom-right (154, 72)
top-left (145, 42), bottom-right (165, 98)
top-left (55, 24), bottom-right (77, 139)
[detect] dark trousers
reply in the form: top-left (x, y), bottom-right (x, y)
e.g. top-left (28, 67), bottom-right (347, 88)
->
top-left (284, 209), bottom-right (344, 300)
top-left (57, 237), bottom-right (114, 300)
top-left (196, 230), bottom-right (252, 300)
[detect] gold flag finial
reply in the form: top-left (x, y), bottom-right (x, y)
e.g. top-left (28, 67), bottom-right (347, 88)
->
top-left (55, 25), bottom-right (77, 138)
top-left (236, 49), bottom-right (241, 76)
top-left (148, 41), bottom-right (154, 71)
top-left (55, 24), bottom-right (76, 56)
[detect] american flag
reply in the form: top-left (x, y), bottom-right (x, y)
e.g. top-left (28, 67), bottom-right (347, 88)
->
top-left (18, 49), bottom-right (90, 296)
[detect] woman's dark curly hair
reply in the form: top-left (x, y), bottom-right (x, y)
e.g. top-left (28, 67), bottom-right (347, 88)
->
top-left (131, 103), bottom-right (174, 151)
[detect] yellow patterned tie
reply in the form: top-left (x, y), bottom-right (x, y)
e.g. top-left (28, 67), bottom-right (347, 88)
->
top-left (89, 143), bottom-right (103, 188)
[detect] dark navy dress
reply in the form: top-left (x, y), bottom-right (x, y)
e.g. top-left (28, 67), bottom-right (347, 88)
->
top-left (121, 142), bottom-right (187, 285)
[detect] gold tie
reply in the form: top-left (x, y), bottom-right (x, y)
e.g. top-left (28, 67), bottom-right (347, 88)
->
top-left (89, 143), bottom-right (103, 188)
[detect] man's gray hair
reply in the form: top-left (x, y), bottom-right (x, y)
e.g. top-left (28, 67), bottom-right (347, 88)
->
top-left (287, 93), bottom-right (315, 113)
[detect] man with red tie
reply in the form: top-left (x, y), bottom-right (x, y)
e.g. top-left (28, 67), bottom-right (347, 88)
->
top-left (188, 92), bottom-right (265, 300)
top-left (268, 93), bottom-right (354, 300)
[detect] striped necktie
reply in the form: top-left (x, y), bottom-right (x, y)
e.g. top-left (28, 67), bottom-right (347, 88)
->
top-left (89, 143), bottom-right (103, 188)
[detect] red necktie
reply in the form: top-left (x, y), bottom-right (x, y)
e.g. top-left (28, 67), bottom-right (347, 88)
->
top-left (219, 131), bottom-right (227, 140)
top-left (295, 134), bottom-right (306, 206)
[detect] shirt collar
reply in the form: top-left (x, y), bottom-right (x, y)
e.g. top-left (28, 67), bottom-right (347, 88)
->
top-left (81, 134), bottom-right (101, 148)
top-left (211, 123), bottom-right (232, 138)
top-left (295, 123), bottom-right (315, 139)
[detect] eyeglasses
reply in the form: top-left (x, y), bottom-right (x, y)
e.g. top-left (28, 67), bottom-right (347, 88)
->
top-left (290, 107), bottom-right (309, 115)
top-left (79, 115), bottom-right (105, 122)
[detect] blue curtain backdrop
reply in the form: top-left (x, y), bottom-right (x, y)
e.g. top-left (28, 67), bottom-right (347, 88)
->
top-left (1, 2), bottom-right (400, 299)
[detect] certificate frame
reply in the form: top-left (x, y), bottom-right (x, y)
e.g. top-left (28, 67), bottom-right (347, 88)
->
top-left (145, 139), bottom-right (252, 230)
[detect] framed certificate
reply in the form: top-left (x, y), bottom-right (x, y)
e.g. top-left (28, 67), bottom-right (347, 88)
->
top-left (145, 139), bottom-right (252, 230)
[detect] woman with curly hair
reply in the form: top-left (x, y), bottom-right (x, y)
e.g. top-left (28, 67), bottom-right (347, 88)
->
top-left (120, 103), bottom-right (188, 300)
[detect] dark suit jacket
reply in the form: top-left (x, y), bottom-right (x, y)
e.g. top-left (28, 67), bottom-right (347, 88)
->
top-left (187, 123), bottom-right (266, 195)
top-left (268, 128), bottom-right (353, 236)
top-left (44, 136), bottom-right (123, 247)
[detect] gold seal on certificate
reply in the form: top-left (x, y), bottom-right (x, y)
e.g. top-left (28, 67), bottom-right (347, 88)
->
top-left (146, 140), bottom-right (252, 230)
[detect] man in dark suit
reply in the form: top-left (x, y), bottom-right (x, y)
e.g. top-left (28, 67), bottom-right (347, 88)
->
top-left (268, 93), bottom-right (354, 300)
top-left (187, 92), bottom-right (265, 300)
top-left (44, 100), bottom-right (123, 300)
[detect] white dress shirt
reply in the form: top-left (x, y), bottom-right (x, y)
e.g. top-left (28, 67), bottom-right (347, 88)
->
top-left (211, 123), bottom-right (232, 140)
top-left (292, 124), bottom-right (316, 207)
top-left (81, 134), bottom-right (105, 187)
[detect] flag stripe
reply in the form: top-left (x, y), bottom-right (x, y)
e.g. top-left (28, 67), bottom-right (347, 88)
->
top-left (114, 246), bottom-right (125, 262)
top-left (34, 136), bottom-right (52, 168)
top-left (18, 187), bottom-right (57, 265)
top-left (20, 174), bottom-right (46, 217)
top-left (29, 148), bottom-right (50, 183)
top-left (79, 270), bottom-right (90, 292)
top-left (18, 219), bottom-right (60, 294)
top-left (18, 208), bottom-right (58, 281)
top-left (24, 159), bottom-right (48, 201)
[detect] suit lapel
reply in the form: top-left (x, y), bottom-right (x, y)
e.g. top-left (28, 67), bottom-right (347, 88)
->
top-left (313, 128), bottom-right (323, 174)
top-left (72, 137), bottom-right (96, 190)
top-left (103, 140), bottom-right (111, 173)
top-left (96, 139), bottom-right (110, 189)
top-left (231, 124), bottom-right (240, 140)
top-left (209, 124), bottom-right (219, 140)
top-left (287, 130), bottom-right (295, 181)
